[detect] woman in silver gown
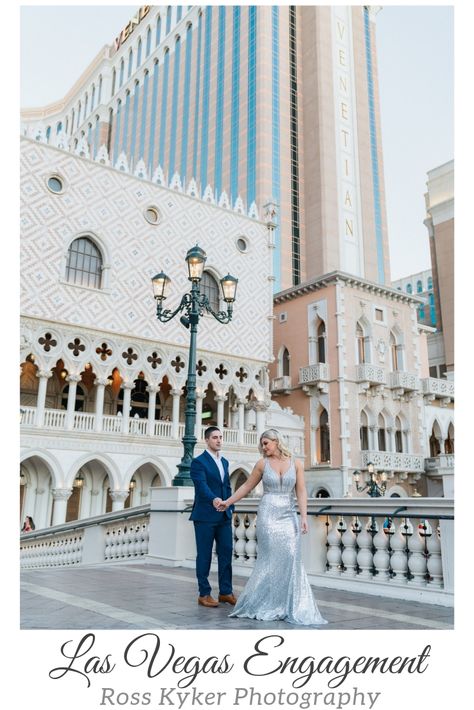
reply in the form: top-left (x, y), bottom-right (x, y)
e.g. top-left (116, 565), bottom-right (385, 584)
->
top-left (217, 429), bottom-right (327, 626)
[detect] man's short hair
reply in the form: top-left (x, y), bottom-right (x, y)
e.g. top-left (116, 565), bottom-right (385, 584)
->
top-left (204, 426), bottom-right (221, 440)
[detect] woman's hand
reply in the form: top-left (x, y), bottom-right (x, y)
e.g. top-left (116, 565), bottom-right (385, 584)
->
top-left (301, 518), bottom-right (308, 534)
top-left (217, 500), bottom-right (230, 512)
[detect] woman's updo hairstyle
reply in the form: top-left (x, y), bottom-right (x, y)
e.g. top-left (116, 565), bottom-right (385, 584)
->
top-left (258, 428), bottom-right (292, 458)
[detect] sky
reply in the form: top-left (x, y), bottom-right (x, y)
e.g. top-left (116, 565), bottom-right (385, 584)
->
top-left (20, 3), bottom-right (454, 281)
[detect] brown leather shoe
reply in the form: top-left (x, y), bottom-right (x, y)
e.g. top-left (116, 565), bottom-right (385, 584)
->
top-left (218, 593), bottom-right (237, 605)
top-left (198, 595), bottom-right (219, 607)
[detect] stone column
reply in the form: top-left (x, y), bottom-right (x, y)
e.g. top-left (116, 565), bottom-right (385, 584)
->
top-left (310, 424), bottom-right (318, 466)
top-left (171, 388), bottom-right (181, 438)
top-left (121, 383), bottom-right (133, 434)
top-left (65, 374), bottom-right (81, 430)
top-left (369, 425), bottom-right (377, 451)
top-left (195, 392), bottom-right (205, 440)
top-left (255, 403), bottom-right (267, 437)
top-left (109, 490), bottom-right (130, 512)
top-left (216, 394), bottom-right (226, 430)
top-left (237, 399), bottom-right (246, 445)
top-left (51, 488), bottom-right (72, 526)
top-left (35, 370), bottom-right (52, 427)
top-left (386, 426), bottom-right (395, 453)
top-left (94, 377), bottom-right (108, 433)
top-left (146, 384), bottom-right (159, 436)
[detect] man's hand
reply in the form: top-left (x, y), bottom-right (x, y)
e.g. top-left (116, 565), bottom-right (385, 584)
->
top-left (212, 498), bottom-right (223, 510)
top-left (217, 500), bottom-right (229, 512)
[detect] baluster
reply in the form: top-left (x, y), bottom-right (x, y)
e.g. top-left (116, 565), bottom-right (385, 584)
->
top-left (356, 517), bottom-right (374, 579)
top-left (408, 519), bottom-right (428, 585)
top-left (141, 525), bottom-right (149, 556)
top-left (341, 516), bottom-right (358, 577)
top-left (233, 514), bottom-right (246, 561)
top-left (326, 517), bottom-right (342, 574)
top-left (390, 519), bottom-right (409, 583)
top-left (427, 522), bottom-right (443, 587)
top-left (245, 513), bottom-right (258, 564)
top-left (104, 530), bottom-right (112, 560)
top-left (373, 523), bottom-right (390, 581)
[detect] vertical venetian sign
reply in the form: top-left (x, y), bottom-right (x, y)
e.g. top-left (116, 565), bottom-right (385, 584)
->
top-left (332, 6), bottom-right (364, 277)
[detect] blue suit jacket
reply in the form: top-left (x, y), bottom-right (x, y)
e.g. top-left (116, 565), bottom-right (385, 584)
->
top-left (189, 450), bottom-right (234, 522)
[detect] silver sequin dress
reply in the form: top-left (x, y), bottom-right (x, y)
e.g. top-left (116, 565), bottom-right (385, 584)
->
top-left (229, 459), bottom-right (327, 626)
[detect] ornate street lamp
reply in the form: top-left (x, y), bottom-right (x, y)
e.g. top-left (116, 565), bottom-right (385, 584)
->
top-left (73, 472), bottom-right (85, 489)
top-left (152, 245), bottom-right (238, 486)
top-left (353, 462), bottom-right (387, 498)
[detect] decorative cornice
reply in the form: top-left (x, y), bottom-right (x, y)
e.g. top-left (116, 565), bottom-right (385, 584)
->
top-left (273, 271), bottom-right (426, 306)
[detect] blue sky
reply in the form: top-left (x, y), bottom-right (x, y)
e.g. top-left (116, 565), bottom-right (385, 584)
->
top-left (20, 4), bottom-right (454, 281)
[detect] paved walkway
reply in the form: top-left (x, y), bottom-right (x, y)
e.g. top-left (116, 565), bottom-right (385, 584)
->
top-left (21, 562), bottom-right (453, 631)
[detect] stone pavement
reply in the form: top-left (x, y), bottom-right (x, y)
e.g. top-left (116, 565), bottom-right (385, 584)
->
top-left (21, 562), bottom-right (453, 631)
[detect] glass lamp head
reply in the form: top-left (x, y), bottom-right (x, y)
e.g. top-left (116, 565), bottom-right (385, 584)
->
top-left (185, 244), bottom-right (207, 281)
top-left (220, 273), bottom-right (238, 303)
top-left (152, 271), bottom-right (170, 301)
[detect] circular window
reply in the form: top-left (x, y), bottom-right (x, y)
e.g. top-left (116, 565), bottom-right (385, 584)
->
top-left (236, 237), bottom-right (248, 253)
top-left (144, 206), bottom-right (161, 225)
top-left (47, 175), bottom-right (64, 194)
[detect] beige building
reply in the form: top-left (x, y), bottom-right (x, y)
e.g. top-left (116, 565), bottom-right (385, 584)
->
top-left (270, 272), bottom-right (454, 498)
top-left (424, 160), bottom-right (454, 377)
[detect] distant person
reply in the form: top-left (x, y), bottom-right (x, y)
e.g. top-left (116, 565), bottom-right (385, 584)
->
top-left (21, 515), bottom-right (35, 532)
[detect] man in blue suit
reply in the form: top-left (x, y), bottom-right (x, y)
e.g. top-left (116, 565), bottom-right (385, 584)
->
top-left (190, 426), bottom-right (237, 607)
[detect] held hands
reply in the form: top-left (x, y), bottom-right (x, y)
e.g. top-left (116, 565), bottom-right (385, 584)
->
top-left (216, 499), bottom-right (230, 512)
top-left (212, 498), bottom-right (223, 510)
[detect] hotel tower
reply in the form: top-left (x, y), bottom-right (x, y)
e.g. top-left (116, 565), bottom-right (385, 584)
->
top-left (21, 4), bottom-right (390, 291)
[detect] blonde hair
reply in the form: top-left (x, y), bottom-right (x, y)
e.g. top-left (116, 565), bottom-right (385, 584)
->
top-left (258, 429), bottom-right (292, 458)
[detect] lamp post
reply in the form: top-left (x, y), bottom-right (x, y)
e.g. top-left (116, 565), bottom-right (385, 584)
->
top-left (152, 245), bottom-right (238, 486)
top-left (353, 462), bottom-right (387, 498)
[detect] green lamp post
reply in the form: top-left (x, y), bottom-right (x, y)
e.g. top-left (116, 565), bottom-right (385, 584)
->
top-left (152, 245), bottom-right (238, 486)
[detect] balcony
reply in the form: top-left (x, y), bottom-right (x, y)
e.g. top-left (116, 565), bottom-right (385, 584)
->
top-left (360, 450), bottom-right (425, 473)
top-left (20, 406), bottom-right (258, 449)
top-left (299, 363), bottom-right (329, 392)
top-left (425, 454), bottom-right (454, 474)
top-left (388, 371), bottom-right (420, 396)
top-left (422, 377), bottom-right (454, 404)
top-left (270, 375), bottom-right (292, 394)
top-left (355, 363), bottom-right (386, 389)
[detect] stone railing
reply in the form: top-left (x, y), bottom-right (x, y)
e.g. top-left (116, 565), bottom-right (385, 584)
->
top-left (20, 406), bottom-right (257, 447)
top-left (21, 490), bottom-right (453, 606)
top-left (425, 454), bottom-right (455, 472)
top-left (299, 363), bottom-right (330, 385)
top-left (231, 497), bottom-right (453, 606)
top-left (388, 371), bottom-right (420, 392)
top-left (271, 376), bottom-right (292, 392)
top-left (355, 363), bottom-right (386, 386)
top-left (421, 377), bottom-right (454, 401)
top-left (360, 450), bottom-right (425, 472)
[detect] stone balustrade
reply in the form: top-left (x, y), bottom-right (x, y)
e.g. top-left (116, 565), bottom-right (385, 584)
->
top-left (299, 363), bottom-right (330, 385)
top-left (421, 377), bottom-right (454, 401)
top-left (271, 376), bottom-right (292, 392)
top-left (20, 491), bottom-right (453, 606)
top-left (360, 450), bottom-right (425, 472)
top-left (355, 363), bottom-right (386, 386)
top-left (388, 371), bottom-right (420, 393)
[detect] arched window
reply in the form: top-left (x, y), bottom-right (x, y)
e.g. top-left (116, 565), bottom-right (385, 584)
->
top-left (445, 423), bottom-right (454, 454)
top-left (111, 69), bottom-right (116, 97)
top-left (360, 410), bottom-right (369, 450)
top-left (395, 416), bottom-right (403, 453)
top-left (66, 237), bottom-right (103, 289)
top-left (377, 414), bottom-right (386, 452)
top-left (429, 292), bottom-right (436, 326)
top-left (84, 93), bottom-right (89, 119)
top-left (428, 276), bottom-right (433, 290)
top-left (137, 38), bottom-right (142, 68)
top-left (416, 279), bottom-right (423, 293)
top-left (317, 320), bottom-right (326, 363)
top-left (281, 347), bottom-right (290, 377)
top-left (91, 84), bottom-right (96, 109)
top-left (201, 271), bottom-right (219, 311)
top-left (406, 283), bottom-right (412, 294)
top-left (356, 322), bottom-right (370, 364)
top-left (119, 59), bottom-right (125, 87)
top-left (77, 102), bottom-right (81, 128)
top-left (390, 331), bottom-right (403, 371)
top-left (156, 15), bottom-right (162, 46)
top-left (130, 378), bottom-right (149, 418)
top-left (315, 488), bottom-right (330, 498)
top-left (46, 126), bottom-right (51, 142)
top-left (320, 409), bottom-right (330, 462)
top-left (146, 27), bottom-right (152, 56)
top-left (128, 49), bottom-right (134, 78)
top-left (166, 6), bottom-right (172, 34)
top-left (61, 383), bottom-right (86, 412)
top-left (71, 109), bottom-right (75, 133)
top-left (56, 121), bottom-right (62, 134)
top-left (430, 425), bottom-right (441, 457)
